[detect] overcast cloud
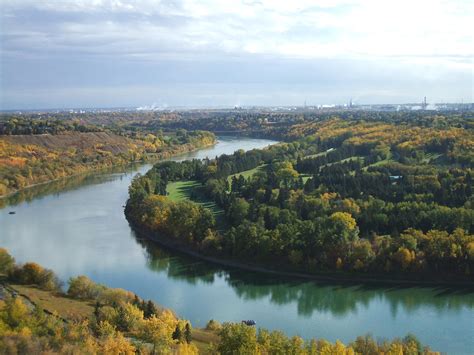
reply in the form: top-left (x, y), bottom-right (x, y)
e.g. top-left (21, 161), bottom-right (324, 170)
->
top-left (0, 0), bottom-right (472, 109)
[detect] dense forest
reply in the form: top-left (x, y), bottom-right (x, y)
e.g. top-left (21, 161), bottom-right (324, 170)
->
top-left (121, 110), bottom-right (474, 140)
top-left (0, 116), bottom-right (215, 197)
top-left (126, 114), bottom-right (474, 282)
top-left (0, 248), bottom-right (438, 354)
top-left (4, 109), bottom-right (472, 139)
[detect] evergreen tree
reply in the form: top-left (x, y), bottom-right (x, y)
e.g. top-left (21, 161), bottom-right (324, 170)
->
top-left (145, 300), bottom-right (158, 318)
top-left (172, 324), bottom-right (182, 342)
top-left (184, 323), bottom-right (192, 344)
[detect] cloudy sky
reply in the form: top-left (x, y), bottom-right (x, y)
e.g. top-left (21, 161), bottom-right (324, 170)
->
top-left (0, 0), bottom-right (472, 109)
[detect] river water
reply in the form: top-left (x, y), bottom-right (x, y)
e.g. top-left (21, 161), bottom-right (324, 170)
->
top-left (0, 136), bottom-right (472, 354)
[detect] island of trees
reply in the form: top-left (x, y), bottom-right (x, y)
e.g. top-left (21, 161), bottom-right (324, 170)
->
top-left (0, 248), bottom-right (439, 354)
top-left (126, 114), bottom-right (473, 283)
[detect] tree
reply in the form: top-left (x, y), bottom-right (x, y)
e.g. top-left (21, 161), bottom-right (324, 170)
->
top-left (0, 248), bottom-right (15, 274)
top-left (115, 303), bottom-right (143, 332)
top-left (172, 324), bottom-right (183, 342)
top-left (9, 262), bottom-right (61, 291)
top-left (330, 212), bottom-right (357, 231)
top-left (1, 297), bottom-right (29, 328)
top-left (139, 310), bottom-right (177, 350)
top-left (68, 275), bottom-right (102, 299)
top-left (394, 247), bottom-right (415, 270)
top-left (218, 323), bottom-right (257, 355)
top-left (228, 198), bottom-right (249, 226)
top-left (184, 322), bottom-right (192, 344)
top-left (145, 300), bottom-right (158, 318)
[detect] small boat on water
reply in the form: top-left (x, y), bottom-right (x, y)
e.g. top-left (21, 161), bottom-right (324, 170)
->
top-left (8, 211), bottom-right (16, 215)
top-left (242, 320), bottom-right (256, 326)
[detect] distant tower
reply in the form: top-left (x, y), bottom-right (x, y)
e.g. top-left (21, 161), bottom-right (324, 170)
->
top-left (304, 100), bottom-right (307, 109)
top-left (349, 98), bottom-right (353, 108)
top-left (422, 96), bottom-right (427, 110)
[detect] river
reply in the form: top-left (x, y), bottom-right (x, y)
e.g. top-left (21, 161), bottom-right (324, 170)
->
top-left (0, 136), bottom-right (472, 354)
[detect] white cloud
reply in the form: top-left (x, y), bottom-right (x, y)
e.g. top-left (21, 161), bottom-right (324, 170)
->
top-left (1, 0), bottom-right (472, 61)
top-left (0, 0), bottom-right (472, 108)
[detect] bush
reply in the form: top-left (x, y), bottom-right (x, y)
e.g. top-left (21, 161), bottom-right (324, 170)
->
top-left (8, 262), bottom-right (61, 291)
top-left (68, 275), bottom-right (104, 299)
top-left (218, 323), bottom-right (258, 355)
top-left (205, 319), bottom-right (222, 331)
top-left (0, 248), bottom-right (15, 274)
top-left (98, 288), bottom-right (135, 306)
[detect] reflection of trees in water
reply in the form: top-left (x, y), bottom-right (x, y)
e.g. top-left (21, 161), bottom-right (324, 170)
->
top-left (136, 238), bottom-right (218, 285)
top-left (0, 164), bottom-right (144, 208)
top-left (134, 233), bottom-right (474, 318)
top-left (225, 276), bottom-right (370, 317)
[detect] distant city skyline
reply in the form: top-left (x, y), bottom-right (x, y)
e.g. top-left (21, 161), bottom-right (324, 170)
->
top-left (1, 0), bottom-right (472, 110)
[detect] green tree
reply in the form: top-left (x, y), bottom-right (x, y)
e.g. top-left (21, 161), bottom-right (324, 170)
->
top-left (184, 323), bottom-right (192, 344)
top-left (0, 248), bottom-right (15, 274)
top-left (228, 198), bottom-right (250, 226)
top-left (218, 323), bottom-right (257, 355)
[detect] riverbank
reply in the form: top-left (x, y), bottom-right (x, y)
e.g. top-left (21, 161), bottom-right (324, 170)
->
top-left (0, 138), bottom-right (216, 200)
top-left (128, 221), bottom-right (474, 289)
top-left (0, 275), bottom-right (219, 353)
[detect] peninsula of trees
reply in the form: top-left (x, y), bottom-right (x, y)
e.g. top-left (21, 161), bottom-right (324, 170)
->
top-left (126, 114), bottom-right (473, 283)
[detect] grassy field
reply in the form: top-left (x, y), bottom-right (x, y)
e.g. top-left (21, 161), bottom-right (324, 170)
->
top-left (167, 180), bottom-right (225, 228)
top-left (422, 153), bottom-right (444, 164)
top-left (302, 148), bottom-right (334, 159)
top-left (300, 174), bottom-right (311, 183)
top-left (9, 284), bottom-right (95, 320)
top-left (227, 164), bottom-right (268, 183)
top-left (167, 180), bottom-right (202, 202)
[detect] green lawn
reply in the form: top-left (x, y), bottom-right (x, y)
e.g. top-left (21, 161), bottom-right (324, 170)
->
top-left (166, 180), bottom-right (225, 228)
top-left (301, 174), bottom-right (311, 183)
top-left (167, 180), bottom-right (202, 201)
top-left (363, 157), bottom-right (394, 171)
top-left (318, 156), bottom-right (365, 170)
top-left (227, 164), bottom-right (268, 183)
top-left (302, 148), bottom-right (334, 159)
top-left (422, 153), bottom-right (444, 164)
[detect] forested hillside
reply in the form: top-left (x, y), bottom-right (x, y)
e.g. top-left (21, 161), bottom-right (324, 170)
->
top-left (0, 120), bottom-right (215, 197)
top-left (126, 115), bottom-right (474, 282)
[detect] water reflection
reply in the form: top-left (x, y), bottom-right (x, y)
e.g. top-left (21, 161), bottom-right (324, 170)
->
top-left (0, 164), bottom-right (145, 209)
top-left (136, 236), bottom-right (474, 319)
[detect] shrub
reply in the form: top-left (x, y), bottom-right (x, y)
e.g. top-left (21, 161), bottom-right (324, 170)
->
top-left (8, 262), bottom-right (61, 291)
top-left (205, 319), bottom-right (222, 331)
top-left (98, 288), bottom-right (135, 306)
top-left (68, 275), bottom-right (104, 299)
top-left (0, 248), bottom-right (15, 274)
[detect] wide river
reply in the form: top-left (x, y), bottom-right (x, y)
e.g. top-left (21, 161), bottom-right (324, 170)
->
top-left (0, 136), bottom-right (473, 353)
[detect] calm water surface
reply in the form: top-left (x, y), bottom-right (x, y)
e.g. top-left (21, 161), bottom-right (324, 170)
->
top-left (0, 136), bottom-right (472, 354)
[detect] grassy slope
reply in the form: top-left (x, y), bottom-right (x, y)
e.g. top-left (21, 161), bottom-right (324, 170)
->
top-left (1, 282), bottom-right (220, 351)
top-left (227, 164), bottom-right (268, 183)
top-left (167, 181), bottom-right (225, 228)
top-left (167, 180), bottom-right (202, 201)
top-left (1, 132), bottom-right (137, 153)
top-left (9, 284), bottom-right (95, 320)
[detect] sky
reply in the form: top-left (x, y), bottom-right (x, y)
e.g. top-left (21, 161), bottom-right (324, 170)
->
top-left (0, 0), bottom-right (473, 109)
